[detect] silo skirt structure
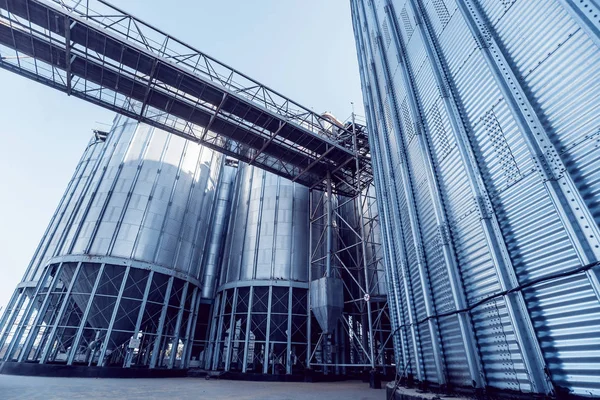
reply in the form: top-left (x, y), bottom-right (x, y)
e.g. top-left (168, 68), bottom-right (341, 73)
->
top-left (206, 165), bottom-right (310, 375)
top-left (0, 116), bottom-right (225, 372)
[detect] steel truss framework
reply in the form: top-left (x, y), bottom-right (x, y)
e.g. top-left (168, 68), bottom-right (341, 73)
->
top-left (0, 257), bottom-right (202, 369)
top-left (205, 283), bottom-right (309, 375)
top-left (0, 0), bottom-right (394, 375)
top-left (0, 0), bottom-right (371, 196)
top-left (307, 120), bottom-right (393, 374)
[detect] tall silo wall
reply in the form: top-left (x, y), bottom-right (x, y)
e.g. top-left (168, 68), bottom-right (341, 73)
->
top-left (0, 115), bottom-right (225, 369)
top-left (207, 164), bottom-right (310, 374)
top-left (352, 0), bottom-right (600, 396)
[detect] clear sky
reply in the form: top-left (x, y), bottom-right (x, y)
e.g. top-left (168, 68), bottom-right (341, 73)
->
top-left (0, 0), bottom-right (364, 308)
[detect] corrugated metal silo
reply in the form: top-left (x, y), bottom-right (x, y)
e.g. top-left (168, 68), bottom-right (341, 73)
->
top-left (0, 115), bottom-right (225, 370)
top-left (206, 164), bottom-right (310, 374)
top-left (351, 0), bottom-right (600, 396)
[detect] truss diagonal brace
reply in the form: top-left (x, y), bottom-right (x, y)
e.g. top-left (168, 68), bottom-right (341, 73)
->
top-left (64, 17), bottom-right (76, 95)
top-left (292, 146), bottom-right (335, 183)
top-left (201, 92), bottom-right (228, 141)
top-left (249, 121), bottom-right (286, 165)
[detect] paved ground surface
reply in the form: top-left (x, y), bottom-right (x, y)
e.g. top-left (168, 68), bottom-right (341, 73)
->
top-left (0, 375), bottom-right (386, 400)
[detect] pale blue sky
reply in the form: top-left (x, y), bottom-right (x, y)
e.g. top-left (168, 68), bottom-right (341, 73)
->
top-left (0, 0), bottom-right (364, 308)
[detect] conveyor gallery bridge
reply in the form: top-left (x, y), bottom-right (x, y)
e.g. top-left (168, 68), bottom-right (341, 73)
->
top-left (0, 0), bottom-right (372, 196)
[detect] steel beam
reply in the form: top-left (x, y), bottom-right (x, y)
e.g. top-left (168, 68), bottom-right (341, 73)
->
top-left (242, 286), bottom-right (254, 373)
top-left (352, 115), bottom-right (376, 370)
top-left (307, 190), bottom-right (313, 368)
top-left (0, 0), bottom-right (362, 193)
top-left (286, 287), bottom-right (293, 374)
top-left (0, 290), bottom-right (16, 336)
top-left (211, 291), bottom-right (227, 370)
top-left (263, 286), bottom-right (273, 374)
top-left (204, 296), bottom-right (220, 369)
top-left (201, 93), bottom-right (228, 141)
top-left (249, 121), bottom-right (287, 165)
top-left (0, 289), bottom-right (24, 356)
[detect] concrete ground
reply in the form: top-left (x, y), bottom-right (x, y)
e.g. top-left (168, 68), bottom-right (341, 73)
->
top-left (0, 375), bottom-right (386, 400)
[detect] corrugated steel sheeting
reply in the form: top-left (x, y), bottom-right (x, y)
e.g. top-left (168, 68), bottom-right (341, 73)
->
top-left (351, 0), bottom-right (600, 396)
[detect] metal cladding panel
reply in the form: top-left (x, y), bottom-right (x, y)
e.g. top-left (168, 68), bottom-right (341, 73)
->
top-left (524, 274), bottom-right (600, 393)
top-left (220, 164), bottom-right (309, 286)
top-left (354, 0), bottom-right (600, 396)
top-left (478, 0), bottom-right (600, 394)
top-left (200, 165), bottom-right (236, 299)
top-left (25, 135), bottom-right (106, 282)
top-left (25, 115), bottom-right (224, 283)
top-left (493, 0), bottom-right (600, 228)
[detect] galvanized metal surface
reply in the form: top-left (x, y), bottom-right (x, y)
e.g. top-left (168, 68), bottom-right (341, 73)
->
top-left (219, 164), bottom-right (309, 286)
top-left (207, 164), bottom-right (311, 374)
top-left (0, 118), bottom-right (228, 369)
top-left (25, 116), bottom-right (224, 283)
top-left (310, 277), bottom-right (344, 334)
top-left (352, 0), bottom-right (600, 396)
top-left (200, 164), bottom-right (237, 299)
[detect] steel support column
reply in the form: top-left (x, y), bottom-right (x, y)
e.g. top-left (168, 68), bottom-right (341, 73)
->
top-left (66, 263), bottom-right (105, 365)
top-left (16, 265), bottom-right (62, 362)
top-left (307, 191), bottom-right (313, 368)
top-left (125, 269), bottom-right (154, 368)
top-left (242, 286), bottom-right (254, 373)
top-left (211, 291), bottom-right (227, 369)
top-left (204, 295), bottom-right (220, 370)
top-left (286, 286), bottom-right (293, 374)
top-left (181, 286), bottom-right (199, 369)
top-left (352, 117), bottom-right (376, 371)
top-left (263, 286), bottom-right (273, 374)
top-left (354, 18), bottom-right (408, 370)
top-left (325, 171), bottom-right (333, 278)
top-left (0, 290), bottom-right (28, 357)
top-left (97, 265), bottom-right (131, 367)
top-left (149, 275), bottom-right (174, 368)
top-left (39, 261), bottom-right (83, 364)
top-left (4, 267), bottom-right (52, 360)
top-left (168, 281), bottom-right (189, 369)
top-left (0, 289), bottom-right (19, 339)
top-left (224, 287), bottom-right (238, 371)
